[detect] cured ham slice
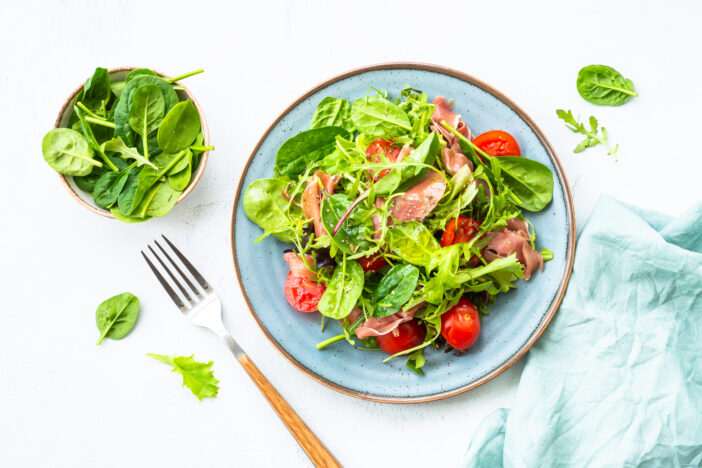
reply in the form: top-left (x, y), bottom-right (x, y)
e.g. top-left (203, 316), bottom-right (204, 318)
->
top-left (390, 171), bottom-right (446, 222)
top-left (483, 218), bottom-right (543, 280)
top-left (355, 303), bottom-right (425, 339)
top-left (442, 145), bottom-right (473, 176)
top-left (301, 170), bottom-right (340, 237)
top-left (431, 96), bottom-right (471, 139)
top-left (283, 252), bottom-right (316, 279)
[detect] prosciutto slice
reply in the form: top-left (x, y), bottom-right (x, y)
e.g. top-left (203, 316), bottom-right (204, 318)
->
top-left (431, 96), bottom-right (471, 139)
top-left (283, 252), bottom-right (316, 279)
top-left (301, 170), bottom-right (340, 237)
top-left (355, 303), bottom-right (426, 339)
top-left (390, 170), bottom-right (446, 222)
top-left (483, 218), bottom-right (543, 280)
top-left (442, 145), bottom-right (473, 176)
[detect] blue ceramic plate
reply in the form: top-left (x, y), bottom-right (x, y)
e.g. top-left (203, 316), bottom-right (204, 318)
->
top-left (231, 63), bottom-right (575, 403)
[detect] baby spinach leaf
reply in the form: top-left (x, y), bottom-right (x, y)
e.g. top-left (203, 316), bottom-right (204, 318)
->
top-left (494, 156), bottom-right (553, 212)
top-left (96, 292), bottom-right (140, 345)
top-left (168, 155), bottom-right (192, 191)
top-left (42, 128), bottom-right (101, 176)
top-left (136, 181), bottom-right (182, 218)
top-left (110, 205), bottom-right (150, 223)
top-left (93, 169), bottom-right (130, 208)
top-left (321, 193), bottom-right (373, 255)
top-left (128, 84), bottom-right (165, 137)
top-left (117, 166), bottom-right (144, 214)
top-left (101, 137), bottom-right (157, 169)
top-left (114, 75), bottom-right (178, 146)
top-left (81, 67), bottom-right (111, 111)
top-left (576, 65), bottom-right (638, 106)
top-left (386, 221), bottom-right (440, 267)
top-left (243, 178), bottom-right (297, 242)
top-left (276, 126), bottom-right (348, 177)
top-left (371, 264), bottom-right (419, 317)
top-left (147, 353), bottom-right (219, 400)
top-left (317, 258), bottom-right (364, 319)
top-left (350, 95), bottom-right (411, 137)
top-left (310, 97), bottom-right (354, 132)
top-left (126, 68), bottom-right (158, 82)
top-left (111, 81), bottom-right (126, 99)
top-left (74, 165), bottom-right (108, 192)
top-left (157, 100), bottom-right (201, 153)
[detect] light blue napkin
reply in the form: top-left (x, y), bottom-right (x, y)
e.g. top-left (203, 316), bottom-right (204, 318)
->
top-left (463, 195), bottom-right (702, 467)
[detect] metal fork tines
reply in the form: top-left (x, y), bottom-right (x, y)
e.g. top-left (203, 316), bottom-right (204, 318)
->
top-left (141, 235), bottom-right (232, 343)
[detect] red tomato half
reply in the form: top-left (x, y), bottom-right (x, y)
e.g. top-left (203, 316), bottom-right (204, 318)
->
top-left (365, 138), bottom-right (401, 179)
top-left (472, 130), bottom-right (521, 162)
top-left (284, 272), bottom-right (326, 312)
top-left (440, 217), bottom-right (481, 247)
top-left (376, 319), bottom-right (426, 355)
top-left (357, 254), bottom-right (388, 272)
top-left (441, 298), bottom-right (480, 351)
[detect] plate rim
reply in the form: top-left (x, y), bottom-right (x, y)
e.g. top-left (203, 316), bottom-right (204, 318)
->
top-left (229, 62), bottom-right (576, 404)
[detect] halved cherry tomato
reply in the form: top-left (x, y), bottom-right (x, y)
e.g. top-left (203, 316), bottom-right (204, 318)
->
top-left (365, 138), bottom-right (401, 179)
top-left (441, 298), bottom-right (480, 351)
top-left (284, 272), bottom-right (326, 312)
top-left (472, 130), bottom-right (521, 162)
top-left (376, 319), bottom-right (426, 355)
top-left (357, 254), bottom-right (388, 272)
top-left (441, 217), bottom-right (481, 247)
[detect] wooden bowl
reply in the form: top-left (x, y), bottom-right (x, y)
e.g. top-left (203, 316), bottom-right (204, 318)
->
top-left (54, 66), bottom-right (210, 218)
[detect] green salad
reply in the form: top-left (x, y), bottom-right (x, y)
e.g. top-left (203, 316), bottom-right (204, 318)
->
top-left (244, 87), bottom-right (554, 374)
top-left (42, 67), bottom-right (213, 222)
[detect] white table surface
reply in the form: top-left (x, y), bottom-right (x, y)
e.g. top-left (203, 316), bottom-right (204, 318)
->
top-left (2, 1), bottom-right (701, 466)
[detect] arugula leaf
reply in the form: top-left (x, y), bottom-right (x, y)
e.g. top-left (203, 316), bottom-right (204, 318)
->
top-left (147, 353), bottom-right (219, 401)
top-left (576, 65), bottom-right (637, 106)
top-left (96, 292), bottom-right (140, 345)
top-left (101, 137), bottom-right (158, 169)
top-left (556, 109), bottom-right (619, 159)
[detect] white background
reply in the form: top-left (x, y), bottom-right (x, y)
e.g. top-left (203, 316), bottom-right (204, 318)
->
top-left (2, 1), bottom-right (701, 467)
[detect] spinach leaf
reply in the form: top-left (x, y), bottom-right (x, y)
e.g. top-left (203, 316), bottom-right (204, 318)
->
top-left (243, 178), bottom-right (297, 242)
top-left (93, 170), bottom-right (130, 208)
top-left (96, 292), bottom-right (140, 345)
top-left (386, 221), bottom-right (440, 267)
top-left (350, 95), bottom-right (411, 137)
top-left (101, 137), bottom-right (157, 169)
top-left (110, 205), bottom-right (150, 223)
top-left (320, 193), bottom-right (373, 255)
top-left (371, 264), bottom-right (419, 317)
top-left (310, 97), bottom-right (354, 132)
top-left (276, 126), bottom-right (348, 177)
top-left (74, 166), bottom-right (108, 192)
top-left (126, 68), bottom-right (158, 82)
top-left (42, 128), bottom-right (101, 176)
top-left (117, 166), bottom-right (144, 214)
top-left (147, 353), bottom-right (219, 400)
top-left (114, 75), bottom-right (178, 146)
top-left (128, 84), bottom-right (165, 139)
top-left (157, 100), bottom-right (200, 153)
top-left (317, 258), bottom-right (364, 319)
top-left (111, 81), bottom-right (126, 99)
top-left (136, 181), bottom-right (182, 218)
top-left (577, 65), bottom-right (637, 106)
top-left (81, 67), bottom-right (111, 111)
top-left (167, 150), bottom-right (193, 191)
top-left (557, 109), bottom-right (619, 159)
top-left (495, 156), bottom-right (553, 212)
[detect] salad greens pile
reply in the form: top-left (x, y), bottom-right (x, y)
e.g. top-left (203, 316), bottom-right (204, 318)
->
top-left (244, 87), bottom-right (555, 374)
top-left (42, 67), bottom-right (213, 222)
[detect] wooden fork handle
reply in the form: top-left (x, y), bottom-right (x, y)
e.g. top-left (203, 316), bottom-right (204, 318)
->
top-left (237, 353), bottom-right (341, 468)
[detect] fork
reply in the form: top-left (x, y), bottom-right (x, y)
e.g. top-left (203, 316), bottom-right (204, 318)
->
top-left (141, 235), bottom-right (340, 468)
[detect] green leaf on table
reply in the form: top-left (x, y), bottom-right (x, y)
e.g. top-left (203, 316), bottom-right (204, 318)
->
top-left (96, 292), bottom-right (140, 345)
top-left (556, 109), bottom-right (619, 159)
top-left (147, 353), bottom-right (219, 400)
top-left (576, 65), bottom-right (637, 106)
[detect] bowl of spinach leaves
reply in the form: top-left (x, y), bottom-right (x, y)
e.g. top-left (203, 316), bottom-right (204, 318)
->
top-left (43, 67), bottom-right (213, 222)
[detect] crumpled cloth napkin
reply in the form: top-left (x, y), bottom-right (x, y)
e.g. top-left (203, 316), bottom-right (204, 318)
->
top-left (463, 195), bottom-right (702, 467)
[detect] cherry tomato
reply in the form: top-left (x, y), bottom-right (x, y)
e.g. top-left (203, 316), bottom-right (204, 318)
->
top-left (472, 130), bottom-right (521, 162)
top-left (284, 272), bottom-right (326, 312)
top-left (441, 298), bottom-right (480, 351)
top-left (357, 254), bottom-right (388, 272)
top-left (365, 138), bottom-right (401, 179)
top-left (440, 217), bottom-right (481, 247)
top-left (376, 319), bottom-right (426, 355)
